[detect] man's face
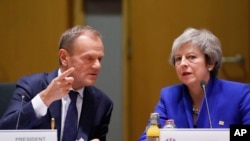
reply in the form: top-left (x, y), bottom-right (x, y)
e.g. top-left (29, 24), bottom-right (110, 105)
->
top-left (61, 34), bottom-right (104, 89)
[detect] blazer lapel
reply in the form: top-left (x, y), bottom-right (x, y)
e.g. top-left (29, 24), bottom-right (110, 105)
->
top-left (46, 69), bottom-right (58, 84)
top-left (46, 69), bottom-right (63, 137)
top-left (77, 87), bottom-right (95, 140)
top-left (182, 85), bottom-right (194, 127)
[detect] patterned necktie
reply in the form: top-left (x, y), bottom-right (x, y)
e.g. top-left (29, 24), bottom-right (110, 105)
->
top-left (62, 90), bottom-right (78, 141)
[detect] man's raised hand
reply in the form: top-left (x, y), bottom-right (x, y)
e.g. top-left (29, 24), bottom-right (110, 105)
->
top-left (39, 67), bottom-right (75, 106)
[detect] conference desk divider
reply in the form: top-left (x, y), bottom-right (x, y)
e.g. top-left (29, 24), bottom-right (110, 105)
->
top-left (160, 128), bottom-right (229, 141)
top-left (0, 129), bottom-right (57, 141)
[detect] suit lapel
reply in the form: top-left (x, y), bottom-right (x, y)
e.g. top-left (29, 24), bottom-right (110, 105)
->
top-left (77, 87), bottom-right (95, 140)
top-left (46, 69), bottom-right (62, 139)
top-left (46, 70), bottom-right (58, 84)
top-left (182, 85), bottom-right (194, 127)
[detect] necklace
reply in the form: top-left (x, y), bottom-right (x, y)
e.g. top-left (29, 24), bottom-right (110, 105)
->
top-left (192, 106), bottom-right (199, 115)
top-left (192, 106), bottom-right (199, 127)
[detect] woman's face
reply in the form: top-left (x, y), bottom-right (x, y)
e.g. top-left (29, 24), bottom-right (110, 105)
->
top-left (174, 42), bottom-right (213, 87)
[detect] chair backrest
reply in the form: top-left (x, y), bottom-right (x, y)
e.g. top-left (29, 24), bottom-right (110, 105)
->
top-left (0, 82), bottom-right (16, 118)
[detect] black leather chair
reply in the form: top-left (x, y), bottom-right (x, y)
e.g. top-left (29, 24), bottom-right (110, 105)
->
top-left (0, 82), bottom-right (16, 118)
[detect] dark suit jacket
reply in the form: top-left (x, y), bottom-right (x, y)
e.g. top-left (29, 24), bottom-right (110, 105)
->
top-left (0, 69), bottom-right (113, 141)
top-left (138, 77), bottom-right (250, 141)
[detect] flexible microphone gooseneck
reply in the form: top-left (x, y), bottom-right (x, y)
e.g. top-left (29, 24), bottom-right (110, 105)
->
top-left (200, 80), bottom-right (213, 128)
top-left (16, 95), bottom-right (25, 129)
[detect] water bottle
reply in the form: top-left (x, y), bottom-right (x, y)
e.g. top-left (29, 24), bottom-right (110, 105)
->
top-left (163, 119), bottom-right (176, 128)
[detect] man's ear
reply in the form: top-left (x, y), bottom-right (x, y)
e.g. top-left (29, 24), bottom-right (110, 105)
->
top-left (59, 49), bottom-right (69, 66)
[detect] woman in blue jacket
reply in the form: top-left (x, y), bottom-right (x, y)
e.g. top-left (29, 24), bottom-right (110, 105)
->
top-left (139, 27), bottom-right (250, 140)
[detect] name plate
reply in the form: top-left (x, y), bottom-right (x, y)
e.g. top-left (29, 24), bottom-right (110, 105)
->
top-left (160, 128), bottom-right (229, 141)
top-left (0, 129), bottom-right (57, 141)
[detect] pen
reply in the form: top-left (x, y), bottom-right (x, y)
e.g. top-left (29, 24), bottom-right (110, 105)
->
top-left (51, 118), bottom-right (55, 130)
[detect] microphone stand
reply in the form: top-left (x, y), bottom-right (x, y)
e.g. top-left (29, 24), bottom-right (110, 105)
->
top-left (16, 95), bottom-right (25, 129)
top-left (200, 80), bottom-right (213, 128)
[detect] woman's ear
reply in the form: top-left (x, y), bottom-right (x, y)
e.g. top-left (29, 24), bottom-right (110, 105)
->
top-left (207, 64), bottom-right (215, 71)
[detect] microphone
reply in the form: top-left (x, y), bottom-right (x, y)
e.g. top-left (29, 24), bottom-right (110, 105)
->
top-left (200, 80), bottom-right (212, 128)
top-left (16, 94), bottom-right (25, 129)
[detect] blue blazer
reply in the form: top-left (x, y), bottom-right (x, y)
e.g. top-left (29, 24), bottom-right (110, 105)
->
top-left (0, 69), bottom-right (113, 141)
top-left (138, 77), bottom-right (250, 141)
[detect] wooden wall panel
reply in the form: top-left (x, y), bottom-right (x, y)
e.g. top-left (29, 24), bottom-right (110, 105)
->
top-left (0, 0), bottom-right (69, 82)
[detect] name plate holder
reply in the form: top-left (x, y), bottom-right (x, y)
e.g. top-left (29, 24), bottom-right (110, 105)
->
top-left (0, 129), bottom-right (57, 141)
top-left (160, 128), bottom-right (229, 141)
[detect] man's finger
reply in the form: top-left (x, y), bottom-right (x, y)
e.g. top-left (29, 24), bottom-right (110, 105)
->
top-left (59, 67), bottom-right (75, 79)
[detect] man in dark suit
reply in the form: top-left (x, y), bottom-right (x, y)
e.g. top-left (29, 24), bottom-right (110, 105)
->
top-left (0, 25), bottom-right (113, 141)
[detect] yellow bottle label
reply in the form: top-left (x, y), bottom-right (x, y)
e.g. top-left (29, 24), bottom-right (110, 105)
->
top-left (146, 125), bottom-right (160, 137)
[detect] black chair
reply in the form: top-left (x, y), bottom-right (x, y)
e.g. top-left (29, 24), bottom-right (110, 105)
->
top-left (0, 82), bottom-right (16, 118)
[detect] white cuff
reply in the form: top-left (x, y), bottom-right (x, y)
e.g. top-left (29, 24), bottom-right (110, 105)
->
top-left (31, 94), bottom-right (48, 118)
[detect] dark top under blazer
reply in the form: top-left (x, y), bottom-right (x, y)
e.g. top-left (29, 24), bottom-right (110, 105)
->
top-left (138, 77), bottom-right (250, 141)
top-left (0, 69), bottom-right (113, 141)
